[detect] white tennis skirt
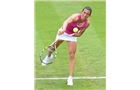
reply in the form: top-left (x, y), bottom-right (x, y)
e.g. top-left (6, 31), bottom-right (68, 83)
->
top-left (56, 28), bottom-right (77, 42)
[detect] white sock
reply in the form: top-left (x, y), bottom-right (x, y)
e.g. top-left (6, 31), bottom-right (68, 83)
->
top-left (44, 55), bottom-right (48, 59)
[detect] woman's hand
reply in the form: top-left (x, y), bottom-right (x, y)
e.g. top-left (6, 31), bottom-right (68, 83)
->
top-left (58, 28), bottom-right (65, 36)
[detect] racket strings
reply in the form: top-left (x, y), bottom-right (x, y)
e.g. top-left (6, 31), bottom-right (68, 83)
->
top-left (48, 45), bottom-right (57, 58)
top-left (40, 40), bottom-right (58, 64)
top-left (48, 42), bottom-right (57, 51)
top-left (48, 46), bottom-right (54, 53)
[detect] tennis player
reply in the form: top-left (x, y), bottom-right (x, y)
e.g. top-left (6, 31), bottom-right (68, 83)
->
top-left (42, 6), bottom-right (92, 86)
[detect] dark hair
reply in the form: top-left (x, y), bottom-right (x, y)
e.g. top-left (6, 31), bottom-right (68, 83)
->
top-left (82, 6), bottom-right (92, 15)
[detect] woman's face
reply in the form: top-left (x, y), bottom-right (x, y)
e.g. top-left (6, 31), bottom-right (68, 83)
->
top-left (81, 9), bottom-right (91, 20)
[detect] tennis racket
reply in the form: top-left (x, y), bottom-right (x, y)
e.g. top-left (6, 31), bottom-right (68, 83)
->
top-left (40, 35), bottom-right (59, 65)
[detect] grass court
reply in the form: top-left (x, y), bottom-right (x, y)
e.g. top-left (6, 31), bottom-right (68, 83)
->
top-left (34, 0), bottom-right (106, 90)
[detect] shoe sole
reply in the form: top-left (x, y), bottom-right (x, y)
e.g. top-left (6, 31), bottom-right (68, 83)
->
top-left (67, 83), bottom-right (73, 86)
top-left (67, 81), bottom-right (73, 86)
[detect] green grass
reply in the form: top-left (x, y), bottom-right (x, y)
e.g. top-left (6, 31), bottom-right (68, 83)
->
top-left (35, 0), bottom-right (106, 90)
top-left (35, 79), bottom-right (106, 90)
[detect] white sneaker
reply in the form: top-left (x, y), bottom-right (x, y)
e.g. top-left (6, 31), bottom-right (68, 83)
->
top-left (67, 77), bottom-right (73, 86)
top-left (42, 54), bottom-right (53, 66)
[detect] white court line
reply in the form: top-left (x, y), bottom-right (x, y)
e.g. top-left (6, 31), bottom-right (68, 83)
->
top-left (35, 76), bottom-right (106, 80)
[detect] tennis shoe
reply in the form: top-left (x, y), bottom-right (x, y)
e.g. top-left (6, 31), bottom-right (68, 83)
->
top-left (67, 77), bottom-right (73, 86)
top-left (42, 54), bottom-right (53, 66)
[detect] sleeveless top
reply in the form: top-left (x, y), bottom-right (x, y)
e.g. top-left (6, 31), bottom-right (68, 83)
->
top-left (65, 14), bottom-right (88, 34)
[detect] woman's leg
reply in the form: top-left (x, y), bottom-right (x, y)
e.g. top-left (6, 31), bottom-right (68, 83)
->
top-left (67, 41), bottom-right (77, 85)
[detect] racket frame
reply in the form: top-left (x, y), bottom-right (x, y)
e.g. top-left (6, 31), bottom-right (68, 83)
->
top-left (40, 35), bottom-right (59, 65)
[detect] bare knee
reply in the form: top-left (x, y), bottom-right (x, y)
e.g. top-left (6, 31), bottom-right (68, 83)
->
top-left (69, 52), bottom-right (75, 60)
